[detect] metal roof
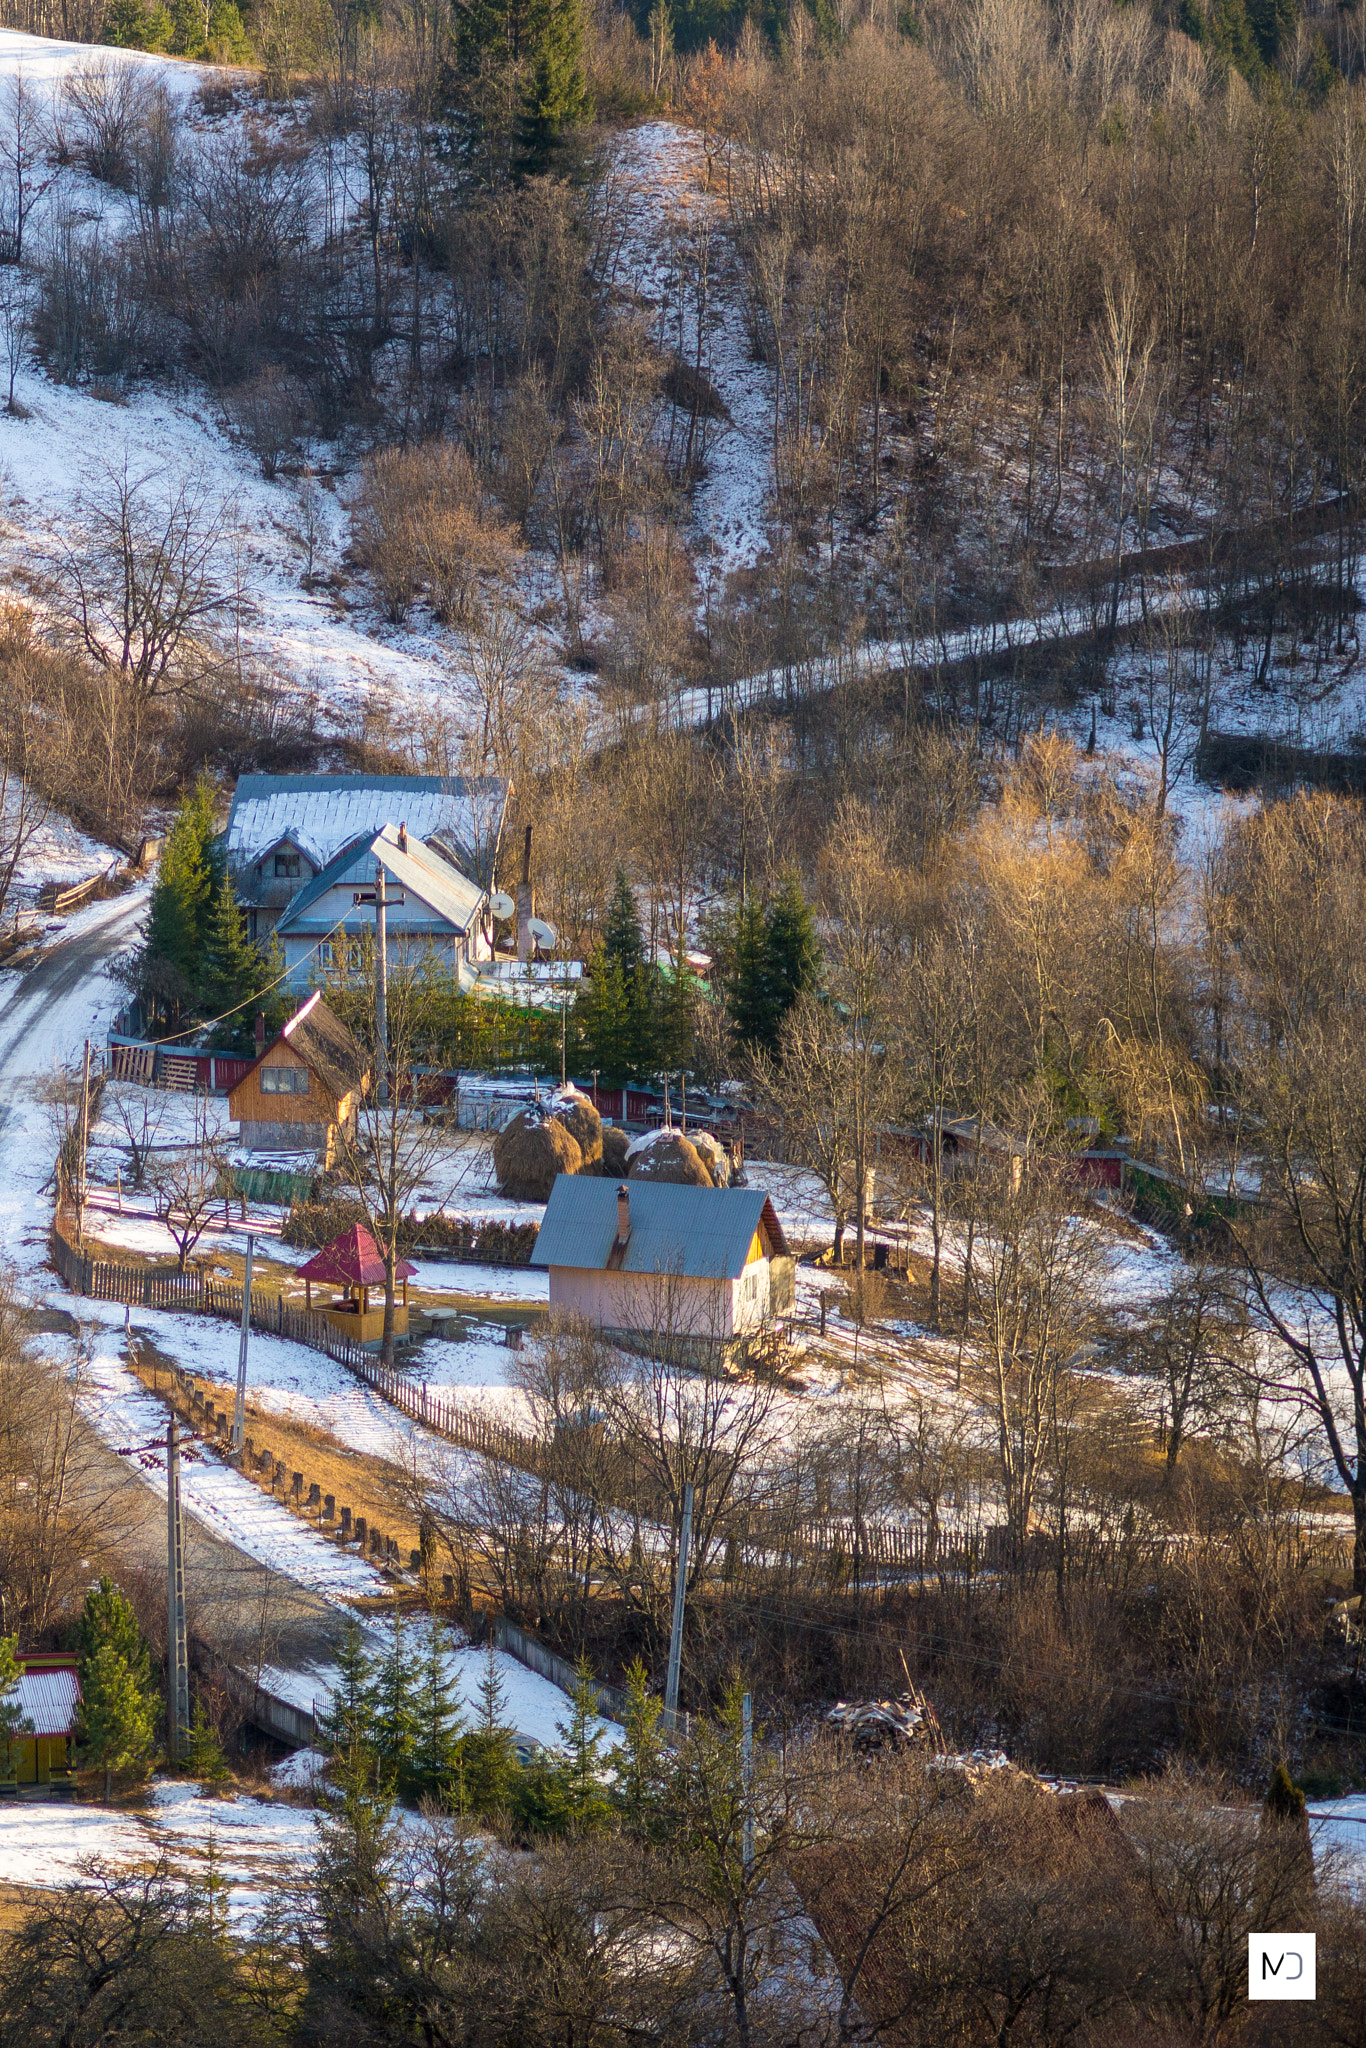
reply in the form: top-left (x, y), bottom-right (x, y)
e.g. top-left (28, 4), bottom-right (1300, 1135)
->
top-left (226, 774), bottom-right (509, 883)
top-left (532, 1177), bottom-right (789, 1281)
top-left (276, 825), bottom-right (486, 939)
top-left (6, 1667), bottom-right (79, 1737)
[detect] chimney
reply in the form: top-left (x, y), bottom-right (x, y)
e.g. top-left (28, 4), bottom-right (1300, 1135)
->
top-left (517, 823), bottom-right (535, 964)
top-left (254, 1013), bottom-right (266, 1054)
top-left (398, 821), bottom-right (408, 854)
top-left (616, 1184), bottom-right (630, 1248)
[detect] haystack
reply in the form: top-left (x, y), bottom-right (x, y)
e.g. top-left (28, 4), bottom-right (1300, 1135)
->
top-left (689, 1129), bottom-right (730, 1188)
top-left (494, 1111), bottom-right (583, 1201)
top-left (627, 1131), bottom-right (713, 1187)
top-left (599, 1124), bottom-right (631, 1179)
top-left (550, 1085), bottom-right (603, 1166)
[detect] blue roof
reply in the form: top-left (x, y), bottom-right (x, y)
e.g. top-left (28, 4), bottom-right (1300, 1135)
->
top-left (532, 1177), bottom-right (788, 1281)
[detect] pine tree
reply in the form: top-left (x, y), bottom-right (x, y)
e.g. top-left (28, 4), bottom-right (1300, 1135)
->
top-left (610, 1658), bottom-right (669, 1841)
top-left (78, 1578), bottom-right (154, 1701)
top-left (316, 1616), bottom-right (376, 1758)
top-left (371, 1606), bottom-right (422, 1793)
top-left (407, 1621), bottom-right (464, 1802)
top-left (604, 867), bottom-right (646, 978)
top-left (763, 870), bottom-right (820, 1042)
top-left (141, 777), bottom-right (219, 1022)
top-left (199, 877), bottom-right (271, 1045)
top-left (515, 0), bottom-right (593, 176)
top-left (77, 1644), bottom-right (157, 1799)
top-left (184, 1700), bottom-right (230, 1785)
top-left (727, 892), bottom-right (773, 1052)
top-left (555, 1656), bottom-right (611, 1835)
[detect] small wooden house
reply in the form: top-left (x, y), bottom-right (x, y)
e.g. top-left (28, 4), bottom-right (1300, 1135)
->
top-left (0, 1652), bottom-right (79, 1791)
top-left (227, 994), bottom-right (368, 1163)
top-left (531, 1178), bottom-right (794, 1364)
top-left (298, 1223), bottom-right (415, 1348)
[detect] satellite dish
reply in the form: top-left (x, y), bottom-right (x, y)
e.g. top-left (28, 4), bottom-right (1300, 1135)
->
top-left (526, 915), bottom-right (558, 950)
top-left (489, 891), bottom-right (515, 920)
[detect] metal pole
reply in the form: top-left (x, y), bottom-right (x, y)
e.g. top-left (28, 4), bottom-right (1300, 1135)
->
top-left (166, 1417), bottom-right (188, 1765)
top-left (232, 1232), bottom-right (255, 1453)
top-left (375, 857), bottom-right (389, 1108)
top-left (664, 1481), bottom-right (693, 1723)
top-left (741, 1690), bottom-right (754, 1874)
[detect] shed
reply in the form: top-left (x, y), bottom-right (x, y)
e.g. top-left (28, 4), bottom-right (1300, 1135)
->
top-left (531, 1177), bottom-right (794, 1364)
top-left (0, 1653), bottom-right (79, 1791)
top-left (298, 1223), bottom-right (415, 1348)
top-left (227, 993), bottom-right (368, 1163)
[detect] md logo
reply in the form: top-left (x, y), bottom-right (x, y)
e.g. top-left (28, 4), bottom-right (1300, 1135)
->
top-left (1248, 1934), bottom-right (1316, 2001)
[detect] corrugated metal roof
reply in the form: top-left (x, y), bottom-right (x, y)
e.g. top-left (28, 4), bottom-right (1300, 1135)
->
top-left (6, 1668), bottom-right (79, 1737)
top-left (532, 1177), bottom-right (787, 1281)
top-left (276, 825), bottom-right (485, 939)
top-left (226, 774), bottom-right (509, 883)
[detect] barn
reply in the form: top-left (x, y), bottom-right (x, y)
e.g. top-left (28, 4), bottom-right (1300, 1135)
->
top-left (531, 1178), bottom-right (795, 1365)
top-left (227, 994), bottom-right (368, 1162)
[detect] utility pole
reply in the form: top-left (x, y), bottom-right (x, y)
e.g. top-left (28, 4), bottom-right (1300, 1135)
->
top-left (664, 1481), bottom-right (693, 1727)
top-left (353, 858), bottom-right (404, 1109)
top-left (232, 1232), bottom-right (255, 1454)
top-left (560, 996), bottom-right (567, 1090)
top-left (741, 1690), bottom-right (754, 1874)
top-left (166, 1416), bottom-right (189, 1765)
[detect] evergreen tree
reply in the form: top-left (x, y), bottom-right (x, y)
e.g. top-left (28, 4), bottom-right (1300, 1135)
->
top-left (0, 1632), bottom-right (25, 1783)
top-left (102, 0), bottom-right (172, 48)
top-left (141, 777), bottom-right (220, 1022)
top-left (316, 1616), bottom-right (376, 1758)
top-left (407, 1621), bottom-right (464, 1802)
top-left (555, 1657), bottom-right (611, 1835)
top-left (610, 1658), bottom-right (669, 1840)
top-left (572, 947), bottom-right (634, 1085)
top-left (184, 1700), bottom-right (230, 1785)
top-left (763, 870), bottom-right (820, 1037)
top-left (453, 1639), bottom-right (518, 1819)
top-left (603, 867), bottom-right (646, 978)
top-left (78, 1577), bottom-right (154, 1702)
top-left (199, 877), bottom-right (276, 1046)
top-left (656, 953), bottom-right (698, 1076)
top-left (77, 1644), bottom-right (157, 1799)
top-left (515, 0), bottom-right (593, 176)
top-left (727, 893), bottom-right (773, 1052)
top-left (371, 1607), bottom-right (422, 1793)
top-left (509, 1747), bottom-right (573, 1836)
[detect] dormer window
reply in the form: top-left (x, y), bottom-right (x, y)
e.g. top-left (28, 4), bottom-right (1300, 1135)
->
top-left (275, 852), bottom-right (301, 878)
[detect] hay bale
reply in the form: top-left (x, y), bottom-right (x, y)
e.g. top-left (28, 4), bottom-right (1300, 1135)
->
top-left (627, 1131), bottom-right (713, 1187)
top-left (494, 1111), bottom-right (583, 1201)
top-left (550, 1085), bottom-right (602, 1166)
top-left (689, 1129), bottom-right (730, 1188)
top-left (599, 1124), bottom-right (631, 1178)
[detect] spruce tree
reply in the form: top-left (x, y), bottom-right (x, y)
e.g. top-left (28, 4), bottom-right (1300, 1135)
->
top-left (317, 1617), bottom-right (376, 1758)
top-left (515, 0), bottom-right (593, 176)
top-left (453, 1639), bottom-right (518, 1819)
top-left (407, 1621), bottom-right (464, 1802)
top-left (199, 877), bottom-right (271, 1045)
top-left (610, 1658), bottom-right (669, 1841)
top-left (371, 1607), bottom-right (422, 1793)
top-left (0, 1632), bottom-right (24, 1783)
top-left (763, 870), bottom-right (820, 1041)
top-left (141, 777), bottom-right (219, 1022)
top-left (603, 867), bottom-right (646, 978)
top-left (184, 1700), bottom-right (231, 1785)
top-left (727, 892), bottom-right (773, 1052)
top-left (555, 1656), bottom-right (611, 1835)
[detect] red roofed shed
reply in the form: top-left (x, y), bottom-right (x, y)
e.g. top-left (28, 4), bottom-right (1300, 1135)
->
top-left (299, 1225), bottom-right (416, 1348)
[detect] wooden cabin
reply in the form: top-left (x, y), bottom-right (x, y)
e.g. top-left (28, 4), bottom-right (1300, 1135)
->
top-left (227, 994), bottom-right (368, 1163)
top-left (298, 1223), bottom-right (415, 1349)
top-left (531, 1178), bottom-right (794, 1365)
top-left (0, 1653), bottom-right (79, 1792)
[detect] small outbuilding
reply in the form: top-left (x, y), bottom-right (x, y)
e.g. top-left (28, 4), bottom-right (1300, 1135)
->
top-left (531, 1177), bottom-right (794, 1365)
top-left (0, 1653), bottom-right (79, 1791)
top-left (298, 1223), bottom-right (415, 1349)
top-left (227, 994), bottom-right (368, 1163)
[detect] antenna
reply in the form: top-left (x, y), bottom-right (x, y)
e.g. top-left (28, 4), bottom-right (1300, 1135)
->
top-left (489, 890), bottom-right (515, 920)
top-left (525, 915), bottom-right (557, 951)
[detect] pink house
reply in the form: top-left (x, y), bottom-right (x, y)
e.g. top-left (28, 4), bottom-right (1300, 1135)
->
top-left (531, 1177), bottom-right (795, 1364)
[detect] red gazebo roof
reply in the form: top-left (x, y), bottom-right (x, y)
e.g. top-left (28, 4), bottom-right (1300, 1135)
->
top-left (298, 1224), bottom-right (416, 1288)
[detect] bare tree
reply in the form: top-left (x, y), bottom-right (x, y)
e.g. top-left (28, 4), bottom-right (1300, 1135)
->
top-left (152, 1145), bottom-right (229, 1272)
top-left (59, 461), bottom-right (235, 701)
top-left (0, 69), bottom-right (48, 265)
top-left (0, 262), bottom-right (35, 412)
top-left (106, 1079), bottom-right (168, 1191)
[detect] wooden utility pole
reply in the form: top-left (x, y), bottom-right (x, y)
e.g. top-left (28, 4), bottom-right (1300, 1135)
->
top-left (77, 1038), bottom-right (91, 1241)
top-left (664, 1481), bottom-right (693, 1727)
top-left (353, 857), bottom-right (403, 1108)
top-left (232, 1232), bottom-right (255, 1454)
top-left (166, 1417), bottom-right (189, 1764)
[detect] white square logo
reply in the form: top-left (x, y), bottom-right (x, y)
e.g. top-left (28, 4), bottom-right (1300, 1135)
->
top-left (1249, 1934), bottom-right (1316, 2000)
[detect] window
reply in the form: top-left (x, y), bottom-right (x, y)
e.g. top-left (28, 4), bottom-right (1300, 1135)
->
top-left (274, 852), bottom-right (301, 878)
top-left (262, 1065), bottom-right (310, 1095)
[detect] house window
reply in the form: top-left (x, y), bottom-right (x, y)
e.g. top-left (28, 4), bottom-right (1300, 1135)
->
top-left (262, 1066), bottom-right (310, 1094)
top-left (319, 940), bottom-right (362, 972)
top-left (274, 852), bottom-right (301, 878)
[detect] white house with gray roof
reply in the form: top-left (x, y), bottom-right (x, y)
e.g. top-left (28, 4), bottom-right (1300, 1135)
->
top-left (226, 773), bottom-right (509, 943)
top-left (532, 1177), bottom-right (795, 1364)
top-left (272, 822), bottom-right (496, 994)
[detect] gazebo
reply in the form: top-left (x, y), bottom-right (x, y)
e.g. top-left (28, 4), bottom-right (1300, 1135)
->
top-left (298, 1224), bottom-right (416, 1348)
